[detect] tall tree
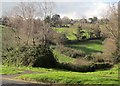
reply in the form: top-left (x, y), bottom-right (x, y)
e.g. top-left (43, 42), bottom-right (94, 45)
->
top-left (51, 14), bottom-right (61, 27)
top-left (5, 2), bottom-right (55, 46)
top-left (39, 1), bottom-right (55, 45)
top-left (6, 2), bottom-right (37, 45)
top-left (61, 16), bottom-right (70, 26)
top-left (80, 18), bottom-right (87, 23)
top-left (93, 16), bottom-right (98, 22)
top-left (44, 15), bottom-right (51, 24)
top-left (101, 3), bottom-right (119, 63)
top-left (88, 18), bottom-right (93, 23)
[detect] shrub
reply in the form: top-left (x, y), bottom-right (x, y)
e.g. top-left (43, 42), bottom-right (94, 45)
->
top-left (74, 58), bottom-right (92, 66)
top-left (84, 55), bottom-right (94, 61)
top-left (92, 53), bottom-right (113, 63)
top-left (94, 62), bottom-right (113, 70)
top-left (2, 45), bottom-right (58, 68)
top-left (112, 51), bottom-right (120, 64)
top-left (102, 38), bottom-right (119, 64)
top-left (92, 53), bottom-right (105, 62)
top-left (48, 30), bottom-right (68, 45)
top-left (57, 62), bottom-right (95, 72)
top-left (55, 45), bottom-right (86, 58)
top-left (57, 61), bottom-right (113, 72)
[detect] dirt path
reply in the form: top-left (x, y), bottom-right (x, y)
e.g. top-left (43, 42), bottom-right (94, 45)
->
top-left (2, 70), bottom-right (40, 79)
top-left (2, 70), bottom-right (44, 85)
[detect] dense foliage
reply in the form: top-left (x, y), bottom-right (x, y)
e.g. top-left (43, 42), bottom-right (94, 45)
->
top-left (2, 45), bottom-right (57, 68)
top-left (55, 45), bottom-right (86, 58)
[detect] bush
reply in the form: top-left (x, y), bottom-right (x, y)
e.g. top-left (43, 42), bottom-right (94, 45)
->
top-left (55, 45), bottom-right (86, 58)
top-left (57, 62), bottom-right (95, 72)
top-left (92, 53), bottom-right (113, 63)
top-left (94, 62), bottom-right (113, 70)
top-left (48, 31), bottom-right (68, 45)
top-left (2, 45), bottom-right (58, 68)
top-left (92, 53), bottom-right (105, 62)
top-left (57, 61), bottom-right (113, 72)
top-left (74, 58), bottom-right (92, 66)
top-left (112, 51), bottom-right (120, 64)
top-left (84, 55), bottom-right (94, 61)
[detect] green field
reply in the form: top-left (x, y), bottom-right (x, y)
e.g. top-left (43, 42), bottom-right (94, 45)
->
top-left (1, 66), bottom-right (23, 75)
top-left (66, 40), bottom-right (103, 54)
top-left (54, 27), bottom-right (103, 54)
top-left (1, 66), bottom-right (58, 75)
top-left (9, 64), bottom-right (119, 84)
top-left (1, 64), bottom-right (119, 84)
top-left (1, 25), bottom-right (119, 85)
top-left (53, 50), bottom-right (75, 63)
top-left (54, 27), bottom-right (90, 40)
top-left (54, 27), bottom-right (77, 40)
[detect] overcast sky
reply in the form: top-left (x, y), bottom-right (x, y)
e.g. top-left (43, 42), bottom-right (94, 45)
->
top-left (1, 0), bottom-right (119, 19)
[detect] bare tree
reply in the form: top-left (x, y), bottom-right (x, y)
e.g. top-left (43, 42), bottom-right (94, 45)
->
top-left (100, 3), bottom-right (120, 62)
top-left (37, 1), bottom-right (55, 46)
top-left (101, 3), bottom-right (118, 40)
top-left (6, 2), bottom-right (37, 45)
top-left (5, 1), bottom-right (55, 46)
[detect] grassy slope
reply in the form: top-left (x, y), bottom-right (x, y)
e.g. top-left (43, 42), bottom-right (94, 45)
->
top-left (53, 40), bottom-right (103, 63)
top-left (1, 66), bottom-right (23, 75)
top-left (53, 50), bottom-right (75, 63)
top-left (54, 27), bottom-right (90, 40)
top-left (16, 64), bottom-right (119, 84)
top-left (54, 27), bottom-right (103, 54)
top-left (54, 27), bottom-right (77, 40)
top-left (1, 66), bottom-right (59, 75)
top-left (2, 25), bottom-right (18, 49)
top-left (1, 25), bottom-right (119, 84)
top-left (1, 64), bottom-right (119, 84)
top-left (66, 40), bottom-right (103, 54)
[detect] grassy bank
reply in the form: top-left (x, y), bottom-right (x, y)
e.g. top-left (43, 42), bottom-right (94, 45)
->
top-left (54, 27), bottom-right (77, 40)
top-left (66, 40), bottom-right (103, 54)
top-left (16, 64), bottom-right (119, 84)
top-left (1, 66), bottom-right (23, 75)
top-left (53, 50), bottom-right (75, 63)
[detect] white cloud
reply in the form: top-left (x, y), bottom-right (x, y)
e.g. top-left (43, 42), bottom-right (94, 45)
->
top-left (81, 2), bottom-right (109, 18)
top-left (1, 1), bottom-right (115, 19)
top-left (60, 12), bottom-right (78, 19)
top-left (0, 2), bottom-right (2, 17)
top-left (58, 2), bottom-right (109, 19)
top-left (1, 0), bottom-right (119, 2)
